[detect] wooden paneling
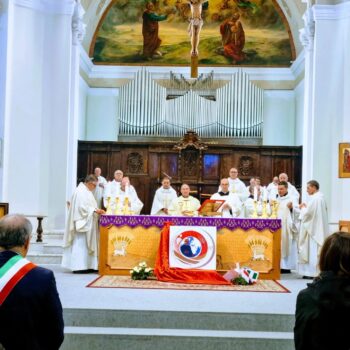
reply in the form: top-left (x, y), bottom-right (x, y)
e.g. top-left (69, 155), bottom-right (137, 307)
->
top-left (78, 141), bottom-right (302, 214)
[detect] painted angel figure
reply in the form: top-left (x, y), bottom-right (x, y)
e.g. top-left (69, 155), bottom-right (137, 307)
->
top-left (188, 0), bottom-right (208, 56)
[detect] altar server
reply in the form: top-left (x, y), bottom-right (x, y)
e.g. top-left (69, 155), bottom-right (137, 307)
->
top-left (151, 177), bottom-right (177, 215)
top-left (276, 181), bottom-right (299, 272)
top-left (211, 178), bottom-right (242, 217)
top-left (168, 184), bottom-right (200, 216)
top-left (298, 180), bottom-right (329, 278)
top-left (62, 174), bottom-right (105, 272)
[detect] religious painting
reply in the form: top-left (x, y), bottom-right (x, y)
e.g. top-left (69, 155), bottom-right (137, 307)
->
top-left (90, 0), bottom-right (295, 66)
top-left (339, 143), bottom-right (350, 178)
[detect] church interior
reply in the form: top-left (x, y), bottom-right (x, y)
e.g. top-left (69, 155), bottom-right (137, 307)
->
top-left (1, 0), bottom-right (350, 348)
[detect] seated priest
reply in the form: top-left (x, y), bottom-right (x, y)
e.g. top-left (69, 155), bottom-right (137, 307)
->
top-left (106, 177), bottom-right (143, 215)
top-left (276, 181), bottom-right (300, 272)
top-left (168, 184), bottom-right (201, 216)
top-left (150, 177), bottom-right (177, 215)
top-left (211, 178), bottom-right (242, 217)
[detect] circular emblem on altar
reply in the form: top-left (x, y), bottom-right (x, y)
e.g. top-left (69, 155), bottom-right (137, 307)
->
top-left (173, 229), bottom-right (215, 268)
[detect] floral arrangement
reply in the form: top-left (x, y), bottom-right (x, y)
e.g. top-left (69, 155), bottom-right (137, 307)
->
top-left (223, 263), bottom-right (259, 285)
top-left (130, 261), bottom-right (153, 280)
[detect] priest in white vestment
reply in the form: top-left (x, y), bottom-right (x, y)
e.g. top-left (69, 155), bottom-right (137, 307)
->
top-left (211, 178), bottom-right (242, 217)
top-left (168, 184), bottom-right (200, 216)
top-left (276, 181), bottom-right (299, 272)
top-left (103, 169), bottom-right (138, 208)
top-left (243, 185), bottom-right (262, 218)
top-left (151, 177), bottom-right (177, 215)
top-left (107, 177), bottom-right (143, 215)
top-left (92, 167), bottom-right (107, 209)
top-left (267, 176), bottom-right (279, 201)
top-left (225, 168), bottom-right (249, 202)
top-left (279, 173), bottom-right (300, 202)
top-left (62, 175), bottom-right (105, 272)
top-left (103, 169), bottom-right (123, 207)
top-left (298, 180), bottom-right (329, 278)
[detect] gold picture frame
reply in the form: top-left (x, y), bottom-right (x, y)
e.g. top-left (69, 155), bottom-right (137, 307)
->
top-left (0, 203), bottom-right (9, 218)
top-left (339, 143), bottom-right (350, 178)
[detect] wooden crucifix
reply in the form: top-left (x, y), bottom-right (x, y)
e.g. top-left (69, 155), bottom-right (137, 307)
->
top-left (188, 0), bottom-right (208, 78)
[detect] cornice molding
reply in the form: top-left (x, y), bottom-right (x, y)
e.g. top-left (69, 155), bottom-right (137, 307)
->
top-left (88, 87), bottom-right (118, 96)
top-left (313, 2), bottom-right (350, 20)
top-left (13, 0), bottom-right (75, 15)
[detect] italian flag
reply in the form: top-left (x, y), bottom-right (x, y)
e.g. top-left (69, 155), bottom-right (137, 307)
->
top-left (0, 254), bottom-right (36, 306)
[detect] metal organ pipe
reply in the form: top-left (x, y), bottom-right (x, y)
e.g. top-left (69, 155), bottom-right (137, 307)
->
top-left (117, 69), bottom-right (263, 139)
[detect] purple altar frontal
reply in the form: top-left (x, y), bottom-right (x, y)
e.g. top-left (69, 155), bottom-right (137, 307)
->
top-left (100, 215), bottom-right (281, 232)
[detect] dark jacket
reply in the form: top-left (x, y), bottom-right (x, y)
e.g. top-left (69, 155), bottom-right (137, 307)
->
top-left (0, 251), bottom-right (64, 350)
top-left (294, 271), bottom-right (350, 350)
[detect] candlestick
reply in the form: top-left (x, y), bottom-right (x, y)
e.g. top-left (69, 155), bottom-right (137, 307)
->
top-left (252, 200), bottom-right (258, 218)
top-left (253, 186), bottom-right (258, 202)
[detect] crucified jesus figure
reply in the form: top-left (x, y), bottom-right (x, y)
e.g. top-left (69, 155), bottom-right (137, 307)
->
top-left (188, 0), bottom-right (208, 57)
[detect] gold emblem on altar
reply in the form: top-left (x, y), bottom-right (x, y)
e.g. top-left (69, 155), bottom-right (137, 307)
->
top-left (111, 234), bottom-right (134, 256)
top-left (245, 235), bottom-right (270, 261)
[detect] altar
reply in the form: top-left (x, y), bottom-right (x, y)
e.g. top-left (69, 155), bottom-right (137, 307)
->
top-left (99, 215), bottom-right (281, 280)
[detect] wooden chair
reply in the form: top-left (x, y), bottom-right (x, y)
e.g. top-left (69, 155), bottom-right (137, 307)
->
top-left (339, 221), bottom-right (350, 233)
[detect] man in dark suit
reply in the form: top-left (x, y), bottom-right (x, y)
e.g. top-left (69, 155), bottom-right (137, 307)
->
top-left (0, 214), bottom-right (64, 350)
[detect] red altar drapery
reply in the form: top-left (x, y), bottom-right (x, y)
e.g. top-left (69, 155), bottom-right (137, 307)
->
top-left (154, 222), bottom-right (231, 285)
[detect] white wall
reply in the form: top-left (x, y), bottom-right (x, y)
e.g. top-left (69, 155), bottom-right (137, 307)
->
top-left (85, 88), bottom-right (119, 141)
top-left (263, 90), bottom-right (296, 146)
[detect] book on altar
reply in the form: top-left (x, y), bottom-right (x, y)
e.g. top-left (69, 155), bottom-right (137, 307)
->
top-left (198, 199), bottom-right (225, 216)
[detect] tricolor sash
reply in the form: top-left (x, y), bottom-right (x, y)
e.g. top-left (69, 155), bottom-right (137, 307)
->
top-left (0, 255), bottom-right (36, 306)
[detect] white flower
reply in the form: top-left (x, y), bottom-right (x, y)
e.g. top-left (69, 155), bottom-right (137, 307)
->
top-left (139, 262), bottom-right (147, 267)
top-left (129, 270), bottom-right (133, 274)
top-left (145, 268), bottom-right (151, 273)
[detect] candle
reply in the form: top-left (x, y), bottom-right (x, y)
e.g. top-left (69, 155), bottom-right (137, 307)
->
top-left (125, 184), bottom-right (130, 197)
top-left (253, 186), bottom-right (258, 201)
top-left (116, 182), bottom-right (121, 196)
top-left (263, 186), bottom-right (267, 201)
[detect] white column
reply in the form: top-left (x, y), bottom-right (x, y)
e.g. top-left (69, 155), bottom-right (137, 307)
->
top-left (299, 7), bottom-right (315, 200)
top-left (0, 0), bottom-right (76, 232)
top-left (300, 2), bottom-right (350, 229)
top-left (66, 0), bottom-right (86, 200)
top-left (0, 0), bottom-right (10, 200)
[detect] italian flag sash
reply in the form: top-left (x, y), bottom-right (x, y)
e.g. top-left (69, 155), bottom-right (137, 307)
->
top-left (0, 255), bottom-right (36, 306)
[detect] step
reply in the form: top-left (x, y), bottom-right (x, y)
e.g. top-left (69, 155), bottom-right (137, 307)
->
top-left (62, 327), bottom-right (294, 350)
top-left (30, 231), bottom-right (64, 242)
top-left (27, 253), bottom-right (62, 265)
top-left (63, 309), bottom-right (294, 333)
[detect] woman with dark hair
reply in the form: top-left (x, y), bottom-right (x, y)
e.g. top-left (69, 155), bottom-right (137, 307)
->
top-left (294, 231), bottom-right (350, 350)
